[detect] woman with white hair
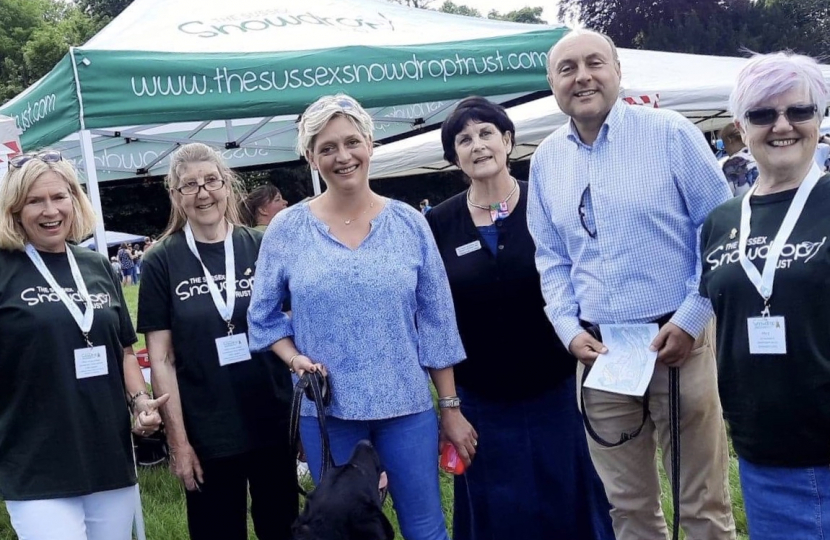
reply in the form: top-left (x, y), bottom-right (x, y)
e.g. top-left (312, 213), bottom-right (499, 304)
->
top-left (699, 52), bottom-right (830, 538)
top-left (248, 94), bottom-right (475, 540)
top-left (137, 143), bottom-right (297, 540)
top-left (0, 152), bottom-right (165, 540)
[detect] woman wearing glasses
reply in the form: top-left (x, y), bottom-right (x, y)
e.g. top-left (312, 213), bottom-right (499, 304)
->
top-left (425, 97), bottom-right (613, 540)
top-left (700, 52), bottom-right (830, 539)
top-left (239, 184), bottom-right (288, 231)
top-left (137, 143), bottom-right (297, 540)
top-left (0, 153), bottom-right (165, 540)
top-left (248, 94), bottom-right (474, 540)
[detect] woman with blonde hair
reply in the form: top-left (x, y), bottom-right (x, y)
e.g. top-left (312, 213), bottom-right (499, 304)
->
top-left (248, 94), bottom-right (475, 540)
top-left (0, 151), bottom-right (165, 540)
top-left (137, 142), bottom-right (297, 540)
top-left (700, 51), bottom-right (830, 538)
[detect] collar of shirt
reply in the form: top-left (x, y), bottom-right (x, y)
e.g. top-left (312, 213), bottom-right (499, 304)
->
top-left (565, 99), bottom-right (627, 149)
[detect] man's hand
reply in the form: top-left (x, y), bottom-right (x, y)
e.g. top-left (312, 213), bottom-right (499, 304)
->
top-left (650, 323), bottom-right (695, 367)
top-left (569, 331), bottom-right (608, 367)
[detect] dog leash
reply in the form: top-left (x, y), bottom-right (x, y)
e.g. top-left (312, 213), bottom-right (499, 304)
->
top-left (579, 324), bottom-right (682, 540)
top-left (289, 371), bottom-right (333, 497)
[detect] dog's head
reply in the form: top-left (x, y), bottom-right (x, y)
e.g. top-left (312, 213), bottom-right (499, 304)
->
top-left (292, 440), bottom-right (394, 540)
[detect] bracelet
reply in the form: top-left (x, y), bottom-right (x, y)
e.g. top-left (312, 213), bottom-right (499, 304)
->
top-left (130, 390), bottom-right (150, 411)
top-left (438, 396), bottom-right (461, 409)
top-left (288, 354), bottom-right (302, 373)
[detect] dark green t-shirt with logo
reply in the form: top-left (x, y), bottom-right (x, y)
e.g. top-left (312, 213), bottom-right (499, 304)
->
top-left (0, 246), bottom-right (137, 500)
top-left (137, 227), bottom-right (292, 460)
top-left (700, 174), bottom-right (830, 467)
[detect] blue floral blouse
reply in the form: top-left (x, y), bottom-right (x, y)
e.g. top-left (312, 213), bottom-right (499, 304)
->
top-left (248, 198), bottom-right (466, 420)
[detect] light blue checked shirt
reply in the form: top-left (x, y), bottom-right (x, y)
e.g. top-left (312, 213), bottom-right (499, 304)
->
top-left (527, 100), bottom-right (731, 349)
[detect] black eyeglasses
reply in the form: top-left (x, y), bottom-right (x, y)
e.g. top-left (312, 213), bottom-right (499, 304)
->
top-left (744, 104), bottom-right (818, 126)
top-left (9, 150), bottom-right (63, 169)
top-left (579, 185), bottom-right (597, 239)
top-left (175, 178), bottom-right (226, 195)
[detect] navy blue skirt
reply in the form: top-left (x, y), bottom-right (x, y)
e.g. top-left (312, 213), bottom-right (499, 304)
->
top-left (454, 375), bottom-right (614, 540)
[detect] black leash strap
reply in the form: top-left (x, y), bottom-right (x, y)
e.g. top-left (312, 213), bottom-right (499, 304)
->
top-left (669, 366), bottom-right (681, 540)
top-left (289, 371), bottom-right (333, 497)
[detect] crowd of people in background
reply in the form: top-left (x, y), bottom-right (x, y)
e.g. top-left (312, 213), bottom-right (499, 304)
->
top-left (1, 27), bottom-right (829, 540)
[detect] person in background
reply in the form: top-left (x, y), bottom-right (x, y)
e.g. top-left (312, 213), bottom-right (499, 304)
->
top-left (700, 51), bottom-right (830, 540)
top-left (527, 30), bottom-right (735, 540)
top-left (239, 184), bottom-right (288, 231)
top-left (427, 96), bottom-right (614, 540)
top-left (419, 198), bottom-right (432, 215)
top-left (111, 255), bottom-right (122, 276)
top-left (132, 243), bottom-right (143, 284)
top-left (0, 151), bottom-right (166, 540)
top-left (138, 142), bottom-right (297, 540)
top-left (248, 93), bottom-right (475, 540)
top-left (116, 242), bottom-right (134, 286)
top-left (143, 236), bottom-right (155, 252)
top-left (720, 121), bottom-right (759, 196)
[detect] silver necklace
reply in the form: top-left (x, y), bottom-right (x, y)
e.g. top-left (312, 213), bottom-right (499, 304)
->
top-left (344, 200), bottom-right (375, 225)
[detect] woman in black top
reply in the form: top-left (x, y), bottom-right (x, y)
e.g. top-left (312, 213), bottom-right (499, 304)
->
top-left (426, 97), bottom-right (613, 540)
top-left (699, 52), bottom-right (830, 539)
top-left (137, 143), bottom-right (297, 540)
top-left (0, 153), bottom-right (164, 540)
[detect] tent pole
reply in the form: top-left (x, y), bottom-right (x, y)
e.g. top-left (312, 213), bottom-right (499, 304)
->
top-left (79, 130), bottom-right (107, 253)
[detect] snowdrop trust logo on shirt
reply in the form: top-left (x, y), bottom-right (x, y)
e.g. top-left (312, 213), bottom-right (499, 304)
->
top-left (705, 235), bottom-right (827, 271)
top-left (20, 286), bottom-right (111, 309)
top-left (174, 274), bottom-right (255, 301)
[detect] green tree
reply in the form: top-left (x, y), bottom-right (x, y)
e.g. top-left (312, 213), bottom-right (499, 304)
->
top-left (78, 0), bottom-right (133, 20)
top-left (488, 6), bottom-right (547, 24)
top-left (438, 1), bottom-right (481, 18)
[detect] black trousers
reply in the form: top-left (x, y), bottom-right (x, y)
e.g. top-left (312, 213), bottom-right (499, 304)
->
top-left (185, 444), bottom-right (298, 540)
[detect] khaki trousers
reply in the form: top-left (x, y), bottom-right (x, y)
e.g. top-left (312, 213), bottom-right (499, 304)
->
top-left (576, 323), bottom-right (736, 540)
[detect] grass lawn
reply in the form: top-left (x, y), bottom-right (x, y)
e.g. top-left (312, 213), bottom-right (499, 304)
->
top-left (0, 284), bottom-right (749, 540)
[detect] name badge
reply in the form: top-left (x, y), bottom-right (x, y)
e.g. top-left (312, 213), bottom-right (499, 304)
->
top-left (216, 333), bottom-right (252, 366)
top-left (455, 240), bottom-right (482, 257)
top-left (74, 346), bottom-right (109, 379)
top-left (747, 316), bottom-right (787, 355)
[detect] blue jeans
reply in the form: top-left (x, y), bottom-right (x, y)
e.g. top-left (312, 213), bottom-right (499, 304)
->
top-left (300, 409), bottom-right (449, 540)
top-left (739, 457), bottom-right (830, 539)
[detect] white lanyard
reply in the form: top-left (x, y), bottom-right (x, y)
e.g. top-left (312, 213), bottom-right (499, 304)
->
top-left (738, 163), bottom-right (822, 315)
top-left (184, 222), bottom-right (237, 333)
top-left (25, 243), bottom-right (95, 346)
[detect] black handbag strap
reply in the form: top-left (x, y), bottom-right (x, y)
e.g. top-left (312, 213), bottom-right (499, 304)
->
top-left (290, 371), bottom-right (333, 497)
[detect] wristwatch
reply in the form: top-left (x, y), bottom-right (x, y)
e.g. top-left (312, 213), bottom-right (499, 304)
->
top-left (438, 396), bottom-right (462, 409)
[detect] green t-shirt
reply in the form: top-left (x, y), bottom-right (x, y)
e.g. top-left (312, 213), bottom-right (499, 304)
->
top-left (0, 246), bottom-right (137, 500)
top-left (137, 226), bottom-right (292, 460)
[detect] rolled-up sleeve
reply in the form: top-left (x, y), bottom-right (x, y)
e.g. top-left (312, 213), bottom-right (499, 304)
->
top-left (248, 217), bottom-right (293, 352)
top-left (413, 215), bottom-right (466, 369)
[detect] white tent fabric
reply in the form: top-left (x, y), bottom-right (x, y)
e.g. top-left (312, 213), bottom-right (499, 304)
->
top-left (370, 48), bottom-right (830, 178)
top-left (79, 231), bottom-right (147, 250)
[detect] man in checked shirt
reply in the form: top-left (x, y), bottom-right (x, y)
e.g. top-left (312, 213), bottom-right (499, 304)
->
top-left (527, 30), bottom-right (736, 540)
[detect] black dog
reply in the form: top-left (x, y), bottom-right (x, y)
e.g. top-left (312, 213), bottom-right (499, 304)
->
top-left (292, 440), bottom-right (394, 540)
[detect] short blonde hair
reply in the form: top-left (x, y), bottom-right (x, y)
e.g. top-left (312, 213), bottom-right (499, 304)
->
top-left (0, 157), bottom-right (97, 251)
top-left (160, 143), bottom-right (246, 239)
top-left (296, 94), bottom-right (374, 157)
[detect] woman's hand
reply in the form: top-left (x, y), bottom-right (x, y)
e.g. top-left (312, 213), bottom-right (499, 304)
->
top-left (132, 393), bottom-right (170, 437)
top-left (439, 408), bottom-right (478, 466)
top-left (290, 354), bottom-right (327, 377)
top-left (169, 443), bottom-right (204, 491)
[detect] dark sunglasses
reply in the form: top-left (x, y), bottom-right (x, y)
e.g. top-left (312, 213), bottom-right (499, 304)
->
top-left (579, 184), bottom-right (597, 239)
top-left (9, 150), bottom-right (63, 169)
top-left (744, 104), bottom-right (817, 126)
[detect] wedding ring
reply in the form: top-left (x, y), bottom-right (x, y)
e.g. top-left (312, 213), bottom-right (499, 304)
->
top-left (472, 439), bottom-right (478, 447)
